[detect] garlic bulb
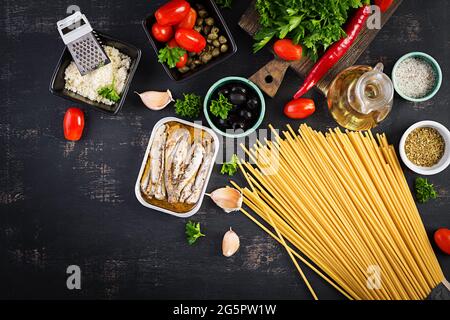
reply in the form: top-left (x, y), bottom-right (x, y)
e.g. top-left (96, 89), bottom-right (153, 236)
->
top-left (135, 90), bottom-right (174, 110)
top-left (207, 187), bottom-right (243, 213)
top-left (222, 228), bottom-right (240, 257)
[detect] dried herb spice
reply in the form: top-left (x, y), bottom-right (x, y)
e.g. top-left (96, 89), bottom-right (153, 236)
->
top-left (405, 127), bottom-right (445, 167)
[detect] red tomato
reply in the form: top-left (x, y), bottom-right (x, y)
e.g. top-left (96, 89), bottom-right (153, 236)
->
top-left (151, 23), bottom-right (173, 42)
top-left (274, 39), bottom-right (303, 61)
top-left (374, 0), bottom-right (393, 12)
top-left (175, 28), bottom-right (206, 53)
top-left (63, 108), bottom-right (84, 141)
top-left (284, 98), bottom-right (316, 119)
top-left (168, 39), bottom-right (188, 68)
top-left (177, 8), bottom-right (197, 29)
top-left (434, 228), bottom-right (450, 255)
top-left (155, 0), bottom-right (191, 26)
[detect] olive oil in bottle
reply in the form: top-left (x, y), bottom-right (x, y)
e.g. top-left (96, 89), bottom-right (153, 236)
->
top-left (327, 63), bottom-right (394, 131)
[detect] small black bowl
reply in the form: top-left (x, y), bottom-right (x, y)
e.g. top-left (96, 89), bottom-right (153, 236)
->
top-left (49, 31), bottom-right (141, 115)
top-left (142, 0), bottom-right (237, 82)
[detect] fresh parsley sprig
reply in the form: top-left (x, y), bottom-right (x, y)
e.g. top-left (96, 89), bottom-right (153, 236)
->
top-left (210, 93), bottom-right (233, 120)
top-left (158, 45), bottom-right (186, 69)
top-left (175, 93), bottom-right (202, 119)
top-left (185, 221), bottom-right (205, 245)
top-left (98, 83), bottom-right (121, 103)
top-left (415, 177), bottom-right (438, 203)
top-left (221, 154), bottom-right (239, 176)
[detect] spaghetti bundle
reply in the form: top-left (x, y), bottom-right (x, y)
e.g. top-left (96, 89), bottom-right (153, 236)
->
top-left (232, 124), bottom-right (444, 300)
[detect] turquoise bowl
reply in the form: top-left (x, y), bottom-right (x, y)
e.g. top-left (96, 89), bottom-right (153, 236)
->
top-left (392, 52), bottom-right (442, 102)
top-left (204, 76), bottom-right (266, 139)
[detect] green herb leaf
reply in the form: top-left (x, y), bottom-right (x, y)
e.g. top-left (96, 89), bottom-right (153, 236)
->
top-left (415, 177), bottom-right (438, 204)
top-left (221, 154), bottom-right (239, 176)
top-left (185, 221), bottom-right (205, 245)
top-left (209, 93), bottom-right (233, 120)
top-left (158, 45), bottom-right (186, 69)
top-left (214, 0), bottom-right (233, 9)
top-left (253, 0), bottom-right (367, 61)
top-left (175, 93), bottom-right (202, 119)
top-left (97, 84), bottom-right (121, 103)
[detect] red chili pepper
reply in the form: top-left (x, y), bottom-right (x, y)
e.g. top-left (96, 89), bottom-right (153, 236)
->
top-left (293, 6), bottom-right (371, 99)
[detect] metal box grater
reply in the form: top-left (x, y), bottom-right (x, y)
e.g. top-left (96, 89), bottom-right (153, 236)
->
top-left (57, 11), bottom-right (110, 76)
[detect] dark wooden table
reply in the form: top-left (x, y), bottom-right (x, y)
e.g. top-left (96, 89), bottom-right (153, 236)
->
top-left (0, 0), bottom-right (448, 299)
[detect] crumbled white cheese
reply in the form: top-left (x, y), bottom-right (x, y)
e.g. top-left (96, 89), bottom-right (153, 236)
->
top-left (64, 46), bottom-right (131, 105)
top-left (394, 57), bottom-right (436, 99)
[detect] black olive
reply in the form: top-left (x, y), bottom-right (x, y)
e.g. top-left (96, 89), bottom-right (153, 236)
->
top-left (218, 118), bottom-right (229, 128)
top-left (218, 88), bottom-right (230, 97)
top-left (231, 86), bottom-right (247, 95)
top-left (232, 121), bottom-right (246, 131)
top-left (247, 98), bottom-right (259, 110)
top-left (229, 93), bottom-right (247, 105)
top-left (239, 109), bottom-right (253, 120)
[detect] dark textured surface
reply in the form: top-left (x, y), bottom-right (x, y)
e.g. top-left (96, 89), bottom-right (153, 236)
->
top-left (0, 0), bottom-right (448, 300)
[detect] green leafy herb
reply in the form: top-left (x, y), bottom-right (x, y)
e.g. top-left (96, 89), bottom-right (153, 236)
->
top-left (215, 0), bottom-right (233, 9)
top-left (210, 93), bottom-right (233, 120)
top-left (175, 93), bottom-right (202, 119)
top-left (158, 45), bottom-right (186, 68)
top-left (253, 0), bottom-right (370, 61)
top-left (221, 154), bottom-right (239, 176)
top-left (97, 83), bottom-right (121, 103)
top-left (185, 221), bottom-right (205, 245)
top-left (415, 177), bottom-right (438, 203)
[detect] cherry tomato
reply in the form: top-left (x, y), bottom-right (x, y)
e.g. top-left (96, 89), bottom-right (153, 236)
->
top-left (175, 28), bottom-right (206, 53)
top-left (284, 98), bottom-right (315, 119)
top-left (274, 39), bottom-right (303, 61)
top-left (374, 0), bottom-right (393, 12)
top-left (151, 22), bottom-right (173, 42)
top-left (155, 0), bottom-right (191, 26)
top-left (177, 8), bottom-right (197, 29)
top-left (434, 228), bottom-right (450, 255)
top-left (63, 108), bottom-right (85, 141)
top-left (168, 38), bottom-right (188, 68)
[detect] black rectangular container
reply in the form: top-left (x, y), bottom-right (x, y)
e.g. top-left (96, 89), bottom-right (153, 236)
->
top-left (142, 0), bottom-right (237, 82)
top-left (49, 31), bottom-right (141, 115)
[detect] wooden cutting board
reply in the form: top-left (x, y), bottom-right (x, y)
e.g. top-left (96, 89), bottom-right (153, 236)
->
top-left (239, 1), bottom-right (403, 97)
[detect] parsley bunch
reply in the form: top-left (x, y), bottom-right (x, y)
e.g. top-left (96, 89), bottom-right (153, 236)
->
top-left (210, 93), bottom-right (233, 120)
top-left (254, 0), bottom-right (370, 61)
top-left (158, 45), bottom-right (186, 68)
top-left (415, 177), bottom-right (438, 204)
top-left (185, 221), bottom-right (205, 245)
top-left (221, 154), bottom-right (239, 176)
top-left (98, 83), bottom-right (121, 103)
top-left (175, 93), bottom-right (202, 119)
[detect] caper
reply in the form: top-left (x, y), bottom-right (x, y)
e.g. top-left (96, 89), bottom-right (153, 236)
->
top-left (196, 18), bottom-right (204, 26)
top-left (211, 27), bottom-right (219, 34)
top-left (203, 25), bottom-right (211, 35)
top-left (220, 44), bottom-right (229, 53)
top-left (212, 40), bottom-right (220, 47)
top-left (205, 17), bottom-right (214, 26)
top-left (212, 48), bottom-right (220, 57)
top-left (219, 36), bottom-right (227, 44)
top-left (201, 52), bottom-right (213, 64)
top-left (193, 59), bottom-right (202, 66)
top-left (178, 66), bottom-right (190, 73)
top-left (198, 10), bottom-right (208, 18)
top-left (207, 33), bottom-right (218, 40)
top-left (207, 39), bottom-right (213, 44)
top-left (194, 26), bottom-right (202, 33)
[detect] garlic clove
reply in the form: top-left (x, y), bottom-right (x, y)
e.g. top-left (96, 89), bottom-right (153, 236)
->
top-left (135, 90), bottom-right (174, 110)
top-left (222, 228), bottom-right (240, 257)
top-left (207, 187), bottom-right (243, 213)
